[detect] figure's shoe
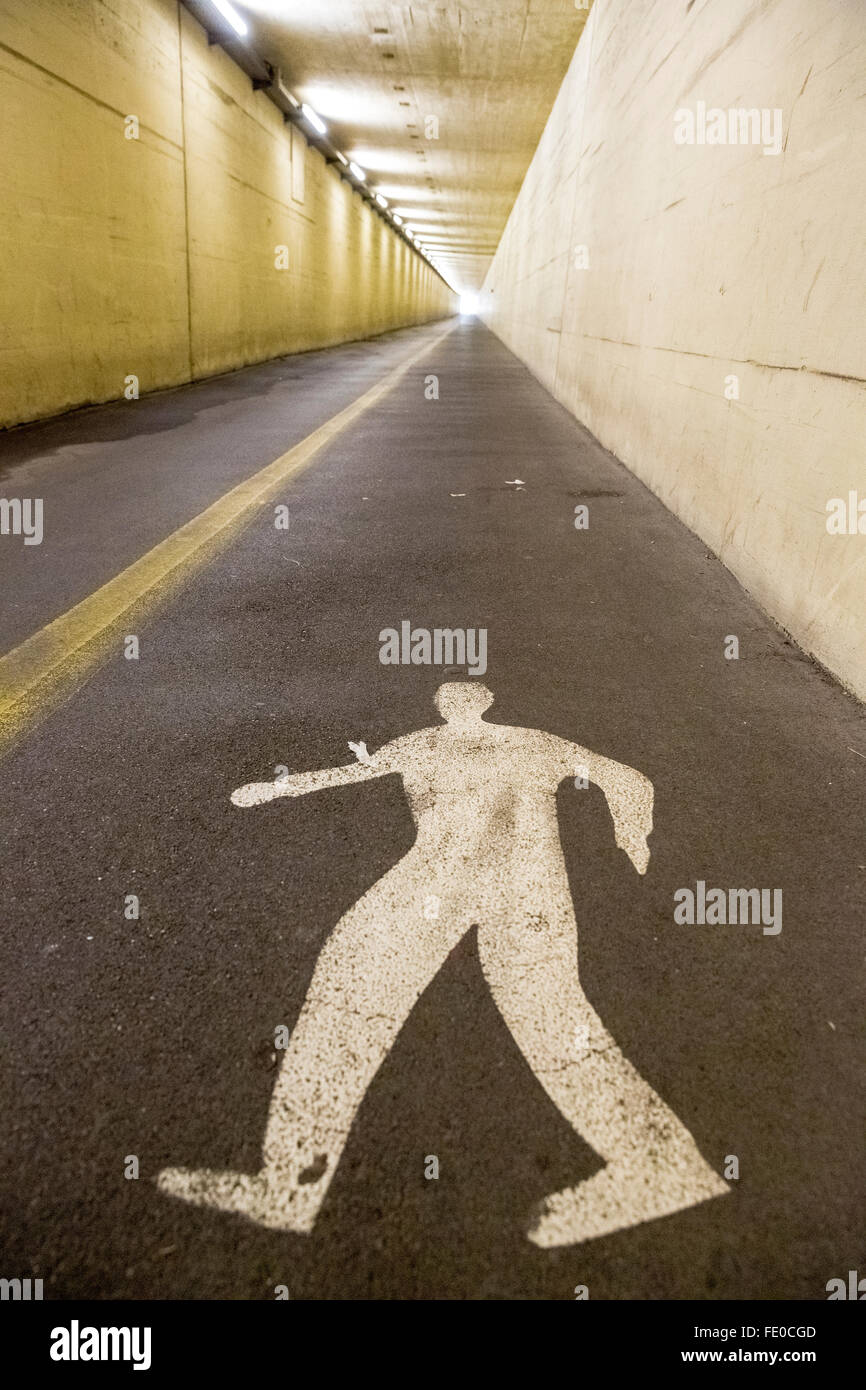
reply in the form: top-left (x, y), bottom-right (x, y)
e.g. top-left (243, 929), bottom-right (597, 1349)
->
top-left (527, 1152), bottom-right (729, 1248)
top-left (156, 1166), bottom-right (321, 1234)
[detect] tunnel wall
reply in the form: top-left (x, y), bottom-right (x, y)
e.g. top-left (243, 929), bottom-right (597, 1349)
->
top-left (479, 0), bottom-right (866, 701)
top-left (0, 0), bottom-right (456, 429)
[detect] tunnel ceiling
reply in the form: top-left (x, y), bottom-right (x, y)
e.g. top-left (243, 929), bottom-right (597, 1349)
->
top-left (238, 1), bottom-right (591, 292)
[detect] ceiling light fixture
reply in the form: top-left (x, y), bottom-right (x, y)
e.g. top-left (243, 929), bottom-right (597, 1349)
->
top-left (209, 0), bottom-right (247, 37)
top-left (349, 162), bottom-right (366, 181)
top-left (301, 103), bottom-right (327, 136)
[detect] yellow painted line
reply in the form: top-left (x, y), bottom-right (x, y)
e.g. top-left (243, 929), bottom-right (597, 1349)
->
top-left (0, 322), bottom-right (454, 757)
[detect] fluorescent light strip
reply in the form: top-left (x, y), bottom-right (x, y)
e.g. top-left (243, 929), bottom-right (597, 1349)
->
top-left (210, 0), bottom-right (247, 37)
top-left (301, 103), bottom-right (327, 136)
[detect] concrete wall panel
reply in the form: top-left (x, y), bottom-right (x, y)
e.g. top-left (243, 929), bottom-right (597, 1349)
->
top-left (480, 0), bottom-right (866, 701)
top-left (0, 0), bottom-right (455, 427)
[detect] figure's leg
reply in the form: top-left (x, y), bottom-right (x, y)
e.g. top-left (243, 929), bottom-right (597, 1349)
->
top-left (159, 860), bottom-right (467, 1232)
top-left (477, 895), bottom-right (728, 1248)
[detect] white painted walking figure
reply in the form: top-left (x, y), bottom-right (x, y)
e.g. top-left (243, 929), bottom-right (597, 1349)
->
top-left (159, 682), bottom-right (728, 1245)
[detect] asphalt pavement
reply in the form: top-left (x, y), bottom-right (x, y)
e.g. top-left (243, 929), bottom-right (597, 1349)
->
top-left (0, 317), bottom-right (863, 1299)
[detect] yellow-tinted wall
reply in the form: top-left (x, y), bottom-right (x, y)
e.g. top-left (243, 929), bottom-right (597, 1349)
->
top-left (480, 0), bottom-right (866, 703)
top-left (0, 0), bottom-right (456, 428)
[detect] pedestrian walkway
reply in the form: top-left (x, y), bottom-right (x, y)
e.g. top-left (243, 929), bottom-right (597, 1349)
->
top-left (0, 319), bottom-right (862, 1299)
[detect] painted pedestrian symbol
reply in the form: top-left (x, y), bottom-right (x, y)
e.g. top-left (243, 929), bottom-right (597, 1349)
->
top-left (158, 682), bottom-right (728, 1246)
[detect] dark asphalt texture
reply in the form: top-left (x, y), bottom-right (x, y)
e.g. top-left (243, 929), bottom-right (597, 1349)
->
top-left (0, 318), bottom-right (864, 1300)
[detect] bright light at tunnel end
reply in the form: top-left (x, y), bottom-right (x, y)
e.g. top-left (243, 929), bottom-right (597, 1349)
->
top-left (209, 0), bottom-right (247, 37)
top-left (459, 293), bottom-right (479, 317)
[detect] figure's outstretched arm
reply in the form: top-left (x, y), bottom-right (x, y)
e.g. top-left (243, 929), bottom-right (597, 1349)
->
top-left (231, 750), bottom-right (391, 807)
top-left (570, 744), bottom-right (654, 874)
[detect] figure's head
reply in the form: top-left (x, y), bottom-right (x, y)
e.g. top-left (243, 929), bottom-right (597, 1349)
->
top-left (434, 681), bottom-right (494, 722)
